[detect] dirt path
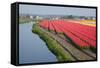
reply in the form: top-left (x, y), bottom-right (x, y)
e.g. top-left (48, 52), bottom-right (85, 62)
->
top-left (39, 27), bottom-right (95, 60)
top-left (57, 33), bottom-right (96, 59)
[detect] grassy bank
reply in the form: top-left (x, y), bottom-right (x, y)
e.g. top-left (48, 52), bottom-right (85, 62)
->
top-left (19, 17), bottom-right (41, 24)
top-left (32, 24), bottom-right (75, 62)
top-left (19, 17), bottom-right (33, 23)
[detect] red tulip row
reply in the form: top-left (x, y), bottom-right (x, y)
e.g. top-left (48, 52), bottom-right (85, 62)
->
top-left (39, 19), bottom-right (96, 48)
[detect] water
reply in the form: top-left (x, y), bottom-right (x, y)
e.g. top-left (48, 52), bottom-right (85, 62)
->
top-left (19, 22), bottom-right (57, 64)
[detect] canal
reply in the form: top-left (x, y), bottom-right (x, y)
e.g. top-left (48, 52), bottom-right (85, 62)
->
top-left (19, 22), bottom-right (57, 64)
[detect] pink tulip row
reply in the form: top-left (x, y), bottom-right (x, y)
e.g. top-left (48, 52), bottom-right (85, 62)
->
top-left (39, 19), bottom-right (96, 48)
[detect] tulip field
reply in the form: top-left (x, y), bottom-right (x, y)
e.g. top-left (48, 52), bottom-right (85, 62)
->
top-left (39, 19), bottom-right (96, 49)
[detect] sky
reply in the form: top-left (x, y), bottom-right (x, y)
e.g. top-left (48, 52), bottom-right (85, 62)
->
top-left (19, 4), bottom-right (96, 17)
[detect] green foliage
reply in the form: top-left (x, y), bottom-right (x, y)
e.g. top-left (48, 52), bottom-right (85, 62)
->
top-left (19, 17), bottom-right (32, 23)
top-left (19, 17), bottom-right (40, 24)
top-left (62, 15), bottom-right (74, 19)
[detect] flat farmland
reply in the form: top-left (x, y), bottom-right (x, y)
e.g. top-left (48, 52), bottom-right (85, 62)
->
top-left (38, 19), bottom-right (96, 61)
